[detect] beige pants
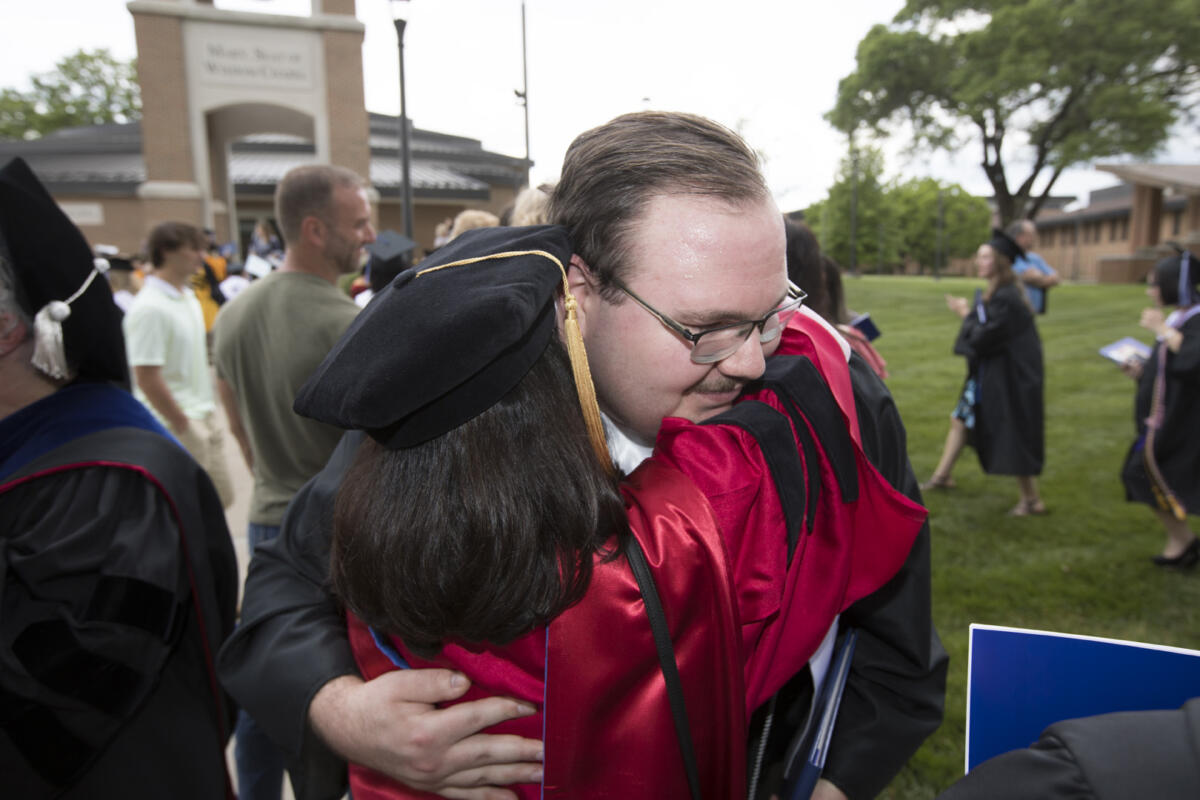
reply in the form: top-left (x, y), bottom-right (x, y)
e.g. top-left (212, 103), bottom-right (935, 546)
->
top-left (172, 411), bottom-right (235, 509)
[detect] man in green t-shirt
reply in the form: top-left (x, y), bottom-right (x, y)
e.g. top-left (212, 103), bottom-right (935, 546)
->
top-left (212, 164), bottom-right (373, 800)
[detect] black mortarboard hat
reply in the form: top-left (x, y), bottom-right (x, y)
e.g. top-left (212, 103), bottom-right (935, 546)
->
top-left (295, 225), bottom-right (609, 464)
top-left (105, 256), bottom-right (136, 272)
top-left (988, 228), bottom-right (1025, 264)
top-left (366, 229), bottom-right (417, 292)
top-left (0, 158), bottom-right (127, 385)
top-left (367, 229), bottom-right (417, 265)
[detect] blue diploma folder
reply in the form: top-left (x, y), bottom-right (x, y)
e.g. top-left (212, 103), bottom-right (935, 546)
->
top-left (965, 624), bottom-right (1200, 773)
top-left (780, 629), bottom-right (858, 799)
top-left (1099, 336), bottom-right (1152, 365)
top-left (849, 312), bottom-right (881, 341)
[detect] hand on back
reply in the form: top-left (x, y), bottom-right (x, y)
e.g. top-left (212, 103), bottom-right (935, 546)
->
top-left (309, 671), bottom-right (544, 799)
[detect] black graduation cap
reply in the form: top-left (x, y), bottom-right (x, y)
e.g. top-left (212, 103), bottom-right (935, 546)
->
top-left (295, 224), bottom-right (609, 465)
top-left (367, 229), bottom-right (416, 264)
top-left (106, 256), bottom-right (136, 272)
top-left (988, 228), bottom-right (1025, 264)
top-left (0, 158), bottom-right (128, 385)
top-left (366, 230), bottom-right (417, 292)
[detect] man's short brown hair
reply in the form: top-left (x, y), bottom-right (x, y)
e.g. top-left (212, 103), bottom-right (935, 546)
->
top-left (275, 164), bottom-right (366, 246)
top-left (146, 221), bottom-right (206, 268)
top-left (548, 111), bottom-right (769, 297)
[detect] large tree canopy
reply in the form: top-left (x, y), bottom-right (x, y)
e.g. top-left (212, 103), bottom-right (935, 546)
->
top-left (828, 0), bottom-right (1200, 224)
top-left (0, 49), bottom-right (140, 140)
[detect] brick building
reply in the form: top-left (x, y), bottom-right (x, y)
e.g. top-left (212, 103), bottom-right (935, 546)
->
top-left (1032, 164), bottom-right (1200, 283)
top-left (0, 0), bottom-right (528, 257)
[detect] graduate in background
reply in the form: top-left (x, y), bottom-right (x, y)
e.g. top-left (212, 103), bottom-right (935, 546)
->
top-left (1119, 248), bottom-right (1200, 567)
top-left (922, 230), bottom-right (1046, 516)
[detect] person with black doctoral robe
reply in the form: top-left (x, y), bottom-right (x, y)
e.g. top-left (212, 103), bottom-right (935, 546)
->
top-left (1119, 248), bottom-right (1200, 567)
top-left (0, 157), bottom-right (239, 799)
top-left (923, 229), bottom-right (1047, 516)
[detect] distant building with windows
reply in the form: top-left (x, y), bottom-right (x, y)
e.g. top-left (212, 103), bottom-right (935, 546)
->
top-left (1033, 164), bottom-right (1200, 282)
top-left (0, 113), bottom-right (526, 259)
top-left (0, 0), bottom-right (528, 258)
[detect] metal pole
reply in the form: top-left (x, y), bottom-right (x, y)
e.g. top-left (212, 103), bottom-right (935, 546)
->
top-left (936, 188), bottom-right (944, 279)
top-left (521, 1), bottom-right (530, 186)
top-left (877, 221), bottom-right (884, 275)
top-left (848, 136), bottom-right (858, 272)
top-left (394, 17), bottom-right (415, 240)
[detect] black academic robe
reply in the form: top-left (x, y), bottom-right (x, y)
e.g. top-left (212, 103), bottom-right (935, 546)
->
top-left (954, 284), bottom-right (1045, 476)
top-left (935, 698), bottom-right (1200, 800)
top-left (0, 384), bottom-right (238, 800)
top-left (1121, 313), bottom-right (1200, 512)
top-left (217, 349), bottom-right (948, 800)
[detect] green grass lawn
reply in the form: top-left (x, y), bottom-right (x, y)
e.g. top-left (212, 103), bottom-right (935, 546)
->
top-left (839, 275), bottom-right (1200, 798)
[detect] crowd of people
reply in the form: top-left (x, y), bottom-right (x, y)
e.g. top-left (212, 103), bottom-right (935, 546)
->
top-left (1, 108), bottom-right (1196, 800)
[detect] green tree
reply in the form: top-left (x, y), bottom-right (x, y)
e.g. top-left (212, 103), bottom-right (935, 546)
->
top-left (889, 178), bottom-right (991, 273)
top-left (806, 145), bottom-right (902, 272)
top-left (828, 0), bottom-right (1200, 224)
top-left (0, 49), bottom-right (140, 140)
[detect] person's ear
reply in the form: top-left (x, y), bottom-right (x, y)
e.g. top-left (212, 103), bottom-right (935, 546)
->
top-left (567, 254), bottom-right (599, 337)
top-left (0, 312), bottom-right (27, 358)
top-left (300, 215), bottom-right (326, 250)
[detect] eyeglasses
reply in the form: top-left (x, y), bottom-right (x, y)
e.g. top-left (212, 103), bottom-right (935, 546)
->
top-left (610, 277), bottom-right (807, 364)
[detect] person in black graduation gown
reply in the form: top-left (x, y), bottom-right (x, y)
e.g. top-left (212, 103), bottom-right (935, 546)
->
top-left (1118, 249), bottom-right (1200, 567)
top-left (0, 158), bottom-right (238, 799)
top-left (935, 698), bottom-right (1200, 800)
top-left (923, 229), bottom-right (1047, 516)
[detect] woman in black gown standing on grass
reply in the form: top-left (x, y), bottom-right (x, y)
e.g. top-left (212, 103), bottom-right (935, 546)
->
top-left (1119, 248), bottom-right (1200, 568)
top-left (923, 229), bottom-right (1046, 516)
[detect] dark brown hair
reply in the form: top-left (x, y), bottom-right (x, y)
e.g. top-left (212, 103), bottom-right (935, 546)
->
top-left (784, 218), bottom-right (830, 321)
top-left (548, 111), bottom-right (769, 298)
top-left (330, 338), bottom-right (628, 657)
top-left (821, 255), bottom-right (850, 325)
top-left (146, 221), bottom-right (205, 268)
top-left (1152, 251), bottom-right (1198, 307)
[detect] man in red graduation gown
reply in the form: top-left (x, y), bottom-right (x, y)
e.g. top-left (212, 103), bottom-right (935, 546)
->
top-left (0, 158), bottom-right (238, 799)
top-left (219, 113), bottom-right (947, 800)
top-left (280, 225), bottom-right (927, 799)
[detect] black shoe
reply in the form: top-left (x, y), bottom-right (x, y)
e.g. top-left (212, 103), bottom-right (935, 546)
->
top-left (1152, 537), bottom-right (1200, 568)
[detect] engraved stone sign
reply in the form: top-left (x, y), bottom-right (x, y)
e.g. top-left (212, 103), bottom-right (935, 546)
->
top-left (199, 39), bottom-right (314, 90)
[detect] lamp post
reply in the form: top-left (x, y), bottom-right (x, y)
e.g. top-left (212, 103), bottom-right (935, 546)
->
top-left (519, 0), bottom-right (530, 187)
top-left (392, 2), bottom-right (415, 240)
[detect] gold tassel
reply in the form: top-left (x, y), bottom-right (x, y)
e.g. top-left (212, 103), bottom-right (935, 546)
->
top-left (559, 278), bottom-right (615, 475)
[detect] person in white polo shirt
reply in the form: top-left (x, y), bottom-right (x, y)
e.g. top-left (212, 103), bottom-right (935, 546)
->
top-left (123, 220), bottom-right (234, 508)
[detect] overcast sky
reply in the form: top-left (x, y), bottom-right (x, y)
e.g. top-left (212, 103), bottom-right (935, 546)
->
top-left (2, 0), bottom-right (1194, 211)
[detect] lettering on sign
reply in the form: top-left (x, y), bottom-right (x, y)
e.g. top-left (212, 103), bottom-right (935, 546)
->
top-left (201, 41), bottom-right (313, 89)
